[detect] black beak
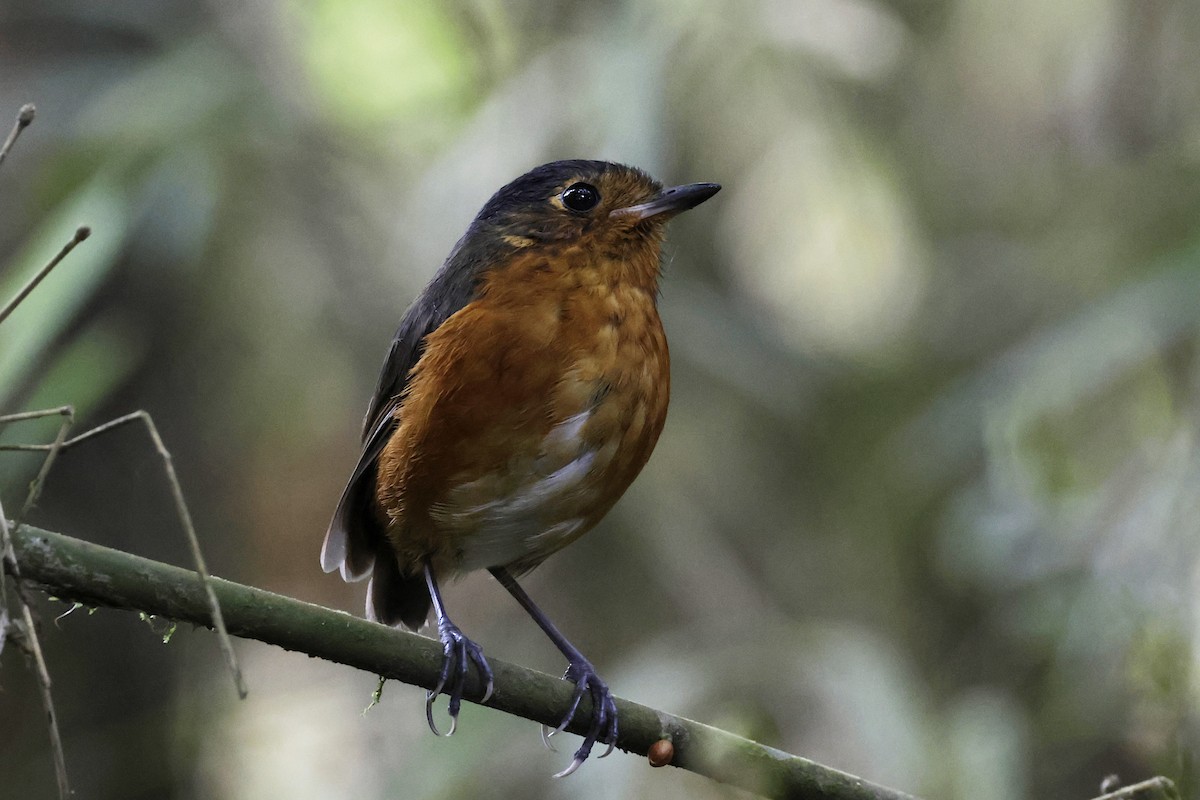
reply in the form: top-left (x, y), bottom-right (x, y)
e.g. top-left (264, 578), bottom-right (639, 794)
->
top-left (611, 182), bottom-right (721, 221)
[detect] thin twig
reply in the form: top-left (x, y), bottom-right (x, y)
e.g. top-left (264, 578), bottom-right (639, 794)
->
top-left (0, 103), bottom-right (35, 169)
top-left (0, 502), bottom-right (70, 800)
top-left (9, 406), bottom-right (74, 518)
top-left (1092, 776), bottom-right (1181, 800)
top-left (0, 407), bottom-right (74, 532)
top-left (9, 525), bottom-right (921, 800)
top-left (0, 103), bottom-right (76, 799)
top-left (0, 407), bottom-right (76, 426)
top-left (0, 409), bottom-right (248, 698)
top-left (0, 226), bottom-right (92, 327)
top-left (130, 412), bottom-right (247, 698)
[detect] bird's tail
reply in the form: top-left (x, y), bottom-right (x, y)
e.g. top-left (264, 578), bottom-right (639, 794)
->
top-left (323, 461), bottom-right (431, 630)
top-left (366, 543), bottom-right (432, 631)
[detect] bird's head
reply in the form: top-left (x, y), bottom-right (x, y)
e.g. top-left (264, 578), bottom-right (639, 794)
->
top-left (446, 160), bottom-right (720, 290)
top-left (475, 159), bottom-right (719, 243)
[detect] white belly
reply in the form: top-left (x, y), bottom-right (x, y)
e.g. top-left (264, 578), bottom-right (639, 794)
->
top-left (428, 410), bottom-right (613, 572)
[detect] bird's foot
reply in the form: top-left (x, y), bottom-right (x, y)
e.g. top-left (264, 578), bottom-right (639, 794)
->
top-left (542, 657), bottom-right (619, 777)
top-left (425, 619), bottom-right (493, 737)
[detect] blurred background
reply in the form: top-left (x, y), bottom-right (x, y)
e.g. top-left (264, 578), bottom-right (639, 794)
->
top-left (2, 1), bottom-right (1199, 798)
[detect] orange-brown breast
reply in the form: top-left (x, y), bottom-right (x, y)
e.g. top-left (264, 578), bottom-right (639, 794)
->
top-left (374, 238), bottom-right (669, 577)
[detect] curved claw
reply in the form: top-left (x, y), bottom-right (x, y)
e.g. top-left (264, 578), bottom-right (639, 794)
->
top-left (548, 659), bottom-right (619, 777)
top-left (553, 757), bottom-right (585, 779)
top-left (540, 724), bottom-right (558, 752)
top-left (554, 675), bottom-right (587, 734)
top-left (598, 737), bottom-right (616, 759)
top-left (424, 620), bottom-right (493, 739)
top-left (427, 690), bottom-right (453, 734)
top-left (549, 708), bottom-right (573, 738)
top-left (599, 707), bottom-right (618, 758)
top-left (469, 648), bottom-right (495, 705)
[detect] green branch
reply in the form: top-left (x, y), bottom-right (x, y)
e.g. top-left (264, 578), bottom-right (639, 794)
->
top-left (8, 525), bottom-right (919, 800)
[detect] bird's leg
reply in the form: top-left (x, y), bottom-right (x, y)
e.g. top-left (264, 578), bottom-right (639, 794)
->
top-left (424, 562), bottom-right (493, 736)
top-left (489, 567), bottom-right (618, 777)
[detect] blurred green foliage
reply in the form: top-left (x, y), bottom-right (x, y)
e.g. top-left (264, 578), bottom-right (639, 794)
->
top-left (2, 1), bottom-right (1199, 799)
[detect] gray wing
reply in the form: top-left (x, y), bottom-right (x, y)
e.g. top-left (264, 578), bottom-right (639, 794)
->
top-left (321, 248), bottom-right (481, 587)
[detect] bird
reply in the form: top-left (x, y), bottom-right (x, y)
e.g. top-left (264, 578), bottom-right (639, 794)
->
top-left (322, 159), bottom-right (719, 776)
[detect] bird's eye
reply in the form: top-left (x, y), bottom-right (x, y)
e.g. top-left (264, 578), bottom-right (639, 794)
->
top-left (561, 182), bottom-right (600, 213)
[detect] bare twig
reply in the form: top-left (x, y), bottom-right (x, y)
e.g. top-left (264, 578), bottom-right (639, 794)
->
top-left (0, 225), bottom-right (92, 327)
top-left (9, 525), bottom-right (921, 800)
top-left (0, 410), bottom-right (248, 698)
top-left (0, 102), bottom-right (70, 798)
top-left (0, 502), bottom-right (70, 800)
top-left (0, 103), bottom-right (35, 169)
top-left (1092, 776), bottom-right (1181, 800)
top-left (0, 405), bottom-right (74, 517)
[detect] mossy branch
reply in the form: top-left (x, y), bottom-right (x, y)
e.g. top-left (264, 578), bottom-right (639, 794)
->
top-left (6, 525), bottom-right (918, 800)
